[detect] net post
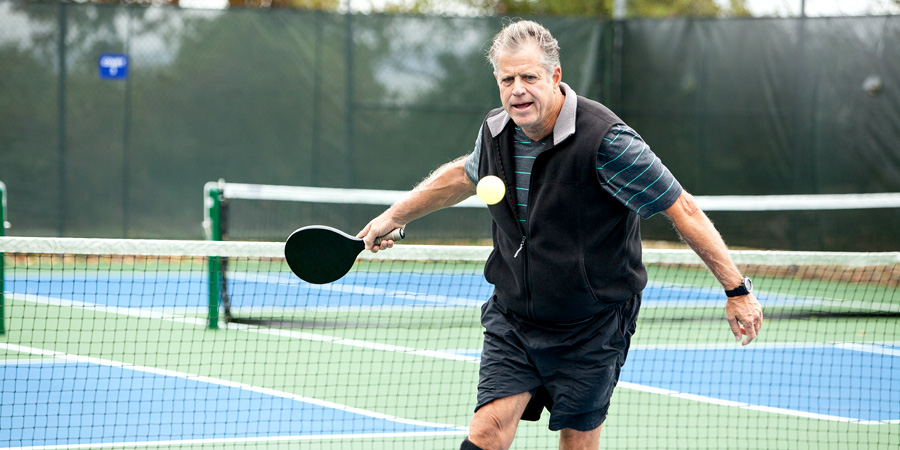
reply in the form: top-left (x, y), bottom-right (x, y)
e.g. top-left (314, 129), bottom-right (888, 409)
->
top-left (0, 181), bottom-right (7, 335)
top-left (204, 180), bottom-right (225, 330)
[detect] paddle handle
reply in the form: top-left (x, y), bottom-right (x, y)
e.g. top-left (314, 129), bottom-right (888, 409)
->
top-left (374, 228), bottom-right (405, 245)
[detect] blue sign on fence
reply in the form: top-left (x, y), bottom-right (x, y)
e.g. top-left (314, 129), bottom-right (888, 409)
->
top-left (99, 53), bottom-right (128, 80)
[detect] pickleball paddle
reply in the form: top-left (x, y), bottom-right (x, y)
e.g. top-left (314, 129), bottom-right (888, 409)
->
top-left (284, 225), bottom-right (405, 284)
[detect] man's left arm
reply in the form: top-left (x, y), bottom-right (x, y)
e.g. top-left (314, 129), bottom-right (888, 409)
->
top-left (662, 190), bottom-right (763, 345)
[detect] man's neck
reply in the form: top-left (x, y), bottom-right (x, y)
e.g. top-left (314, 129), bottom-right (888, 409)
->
top-left (520, 91), bottom-right (565, 142)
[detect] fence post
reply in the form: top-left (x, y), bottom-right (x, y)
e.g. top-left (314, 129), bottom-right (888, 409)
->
top-left (57, 1), bottom-right (68, 237)
top-left (1, 181), bottom-right (7, 335)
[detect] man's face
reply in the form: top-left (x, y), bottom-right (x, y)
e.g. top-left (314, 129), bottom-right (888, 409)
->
top-left (494, 44), bottom-right (562, 139)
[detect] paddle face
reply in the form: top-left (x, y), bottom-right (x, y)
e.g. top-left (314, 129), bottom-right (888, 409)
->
top-left (284, 226), bottom-right (364, 284)
top-left (284, 225), bottom-right (404, 284)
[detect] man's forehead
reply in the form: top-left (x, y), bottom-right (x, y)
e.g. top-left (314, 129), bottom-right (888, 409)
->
top-left (496, 65), bottom-right (543, 76)
top-left (495, 49), bottom-right (546, 74)
top-left (496, 42), bottom-right (542, 59)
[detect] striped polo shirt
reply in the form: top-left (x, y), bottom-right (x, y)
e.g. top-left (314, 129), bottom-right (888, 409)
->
top-left (464, 83), bottom-right (682, 224)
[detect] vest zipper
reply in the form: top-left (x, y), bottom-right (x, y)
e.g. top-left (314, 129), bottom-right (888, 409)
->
top-left (519, 143), bottom-right (551, 320)
top-left (514, 236), bottom-right (525, 258)
top-left (519, 233), bottom-right (534, 319)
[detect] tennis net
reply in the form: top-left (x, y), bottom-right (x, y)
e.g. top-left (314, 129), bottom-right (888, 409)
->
top-left (203, 180), bottom-right (494, 244)
top-left (1, 236), bottom-right (898, 450)
top-left (203, 181), bottom-right (900, 251)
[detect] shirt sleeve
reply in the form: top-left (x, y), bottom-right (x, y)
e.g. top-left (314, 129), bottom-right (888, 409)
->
top-left (463, 130), bottom-right (482, 185)
top-left (597, 125), bottom-right (683, 219)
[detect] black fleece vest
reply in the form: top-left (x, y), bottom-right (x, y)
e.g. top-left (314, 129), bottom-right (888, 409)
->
top-left (477, 96), bottom-right (647, 322)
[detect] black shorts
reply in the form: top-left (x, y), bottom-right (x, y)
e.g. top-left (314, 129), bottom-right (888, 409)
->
top-left (475, 294), bottom-right (641, 432)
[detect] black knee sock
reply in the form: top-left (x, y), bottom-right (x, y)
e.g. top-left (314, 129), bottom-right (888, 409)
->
top-left (460, 437), bottom-right (486, 450)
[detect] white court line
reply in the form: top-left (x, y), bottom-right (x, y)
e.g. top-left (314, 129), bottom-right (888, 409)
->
top-left (618, 342), bottom-right (900, 425)
top-left (832, 343), bottom-right (900, 357)
top-left (0, 431), bottom-right (463, 450)
top-left (630, 342), bottom-right (900, 351)
top-left (5, 293), bottom-right (481, 363)
top-left (7, 293), bottom-right (897, 424)
top-left (228, 271), bottom-right (486, 307)
top-left (614, 381), bottom-right (897, 425)
top-left (643, 281), bottom-right (900, 313)
top-left (0, 343), bottom-right (467, 442)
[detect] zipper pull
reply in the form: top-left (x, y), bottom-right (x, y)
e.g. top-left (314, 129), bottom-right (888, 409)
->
top-left (514, 236), bottom-right (525, 258)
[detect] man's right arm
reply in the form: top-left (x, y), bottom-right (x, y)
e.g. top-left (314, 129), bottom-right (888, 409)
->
top-left (358, 155), bottom-right (476, 252)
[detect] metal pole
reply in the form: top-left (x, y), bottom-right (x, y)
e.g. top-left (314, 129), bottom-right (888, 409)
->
top-left (312, 11), bottom-right (323, 186)
top-left (613, 0), bottom-right (626, 19)
top-left (122, 6), bottom-right (133, 238)
top-left (57, 1), bottom-right (67, 237)
top-left (345, 12), bottom-right (355, 187)
top-left (0, 181), bottom-right (6, 335)
top-left (612, 1), bottom-right (626, 113)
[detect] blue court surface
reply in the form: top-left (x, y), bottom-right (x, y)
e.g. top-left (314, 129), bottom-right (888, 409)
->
top-left (453, 344), bottom-right (900, 424)
top-left (622, 345), bottom-right (900, 423)
top-left (5, 272), bottom-right (815, 310)
top-left (3, 345), bottom-right (896, 449)
top-left (0, 359), bottom-right (465, 449)
top-left (3, 272), bottom-right (897, 449)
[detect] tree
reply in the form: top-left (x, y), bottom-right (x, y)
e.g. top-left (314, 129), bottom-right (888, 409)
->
top-left (381, 0), bottom-right (751, 17)
top-left (225, 0), bottom-right (338, 9)
top-left (25, 0), bottom-right (751, 16)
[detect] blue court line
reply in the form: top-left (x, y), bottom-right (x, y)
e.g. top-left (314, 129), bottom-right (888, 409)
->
top-left (0, 347), bottom-right (465, 449)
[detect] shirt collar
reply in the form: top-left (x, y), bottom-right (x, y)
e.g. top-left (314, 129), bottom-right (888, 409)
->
top-left (486, 82), bottom-right (577, 146)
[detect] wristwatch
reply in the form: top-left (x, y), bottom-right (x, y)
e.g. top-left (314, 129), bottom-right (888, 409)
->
top-left (725, 276), bottom-right (753, 297)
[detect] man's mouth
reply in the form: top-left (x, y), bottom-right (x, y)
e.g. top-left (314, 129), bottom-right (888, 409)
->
top-left (512, 102), bottom-right (533, 111)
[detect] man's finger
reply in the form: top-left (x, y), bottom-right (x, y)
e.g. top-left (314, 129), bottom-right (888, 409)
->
top-left (727, 318), bottom-right (742, 342)
top-left (746, 310), bottom-right (762, 338)
top-left (741, 321), bottom-right (757, 345)
top-left (357, 226), bottom-right (374, 250)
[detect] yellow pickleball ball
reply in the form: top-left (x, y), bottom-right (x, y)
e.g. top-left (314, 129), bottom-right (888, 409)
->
top-left (476, 175), bottom-right (506, 205)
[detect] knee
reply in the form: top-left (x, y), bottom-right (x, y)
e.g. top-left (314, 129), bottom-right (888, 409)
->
top-left (559, 426), bottom-right (603, 450)
top-left (467, 410), bottom-right (517, 450)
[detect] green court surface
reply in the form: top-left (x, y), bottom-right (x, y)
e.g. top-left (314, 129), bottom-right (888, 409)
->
top-left (1, 244), bottom-right (898, 449)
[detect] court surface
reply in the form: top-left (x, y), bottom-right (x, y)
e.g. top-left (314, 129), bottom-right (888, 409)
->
top-left (2, 271), bottom-right (898, 449)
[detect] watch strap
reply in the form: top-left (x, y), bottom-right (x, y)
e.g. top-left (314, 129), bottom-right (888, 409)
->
top-left (725, 276), bottom-right (752, 297)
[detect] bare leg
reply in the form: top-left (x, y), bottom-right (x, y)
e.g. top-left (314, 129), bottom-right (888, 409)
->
top-left (466, 391), bottom-right (532, 450)
top-left (559, 425), bottom-right (603, 450)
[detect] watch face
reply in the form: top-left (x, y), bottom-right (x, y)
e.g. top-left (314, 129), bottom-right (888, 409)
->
top-left (744, 277), bottom-right (752, 293)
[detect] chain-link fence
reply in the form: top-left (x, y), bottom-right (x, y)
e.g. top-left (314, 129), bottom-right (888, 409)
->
top-left (1, 0), bottom-right (899, 249)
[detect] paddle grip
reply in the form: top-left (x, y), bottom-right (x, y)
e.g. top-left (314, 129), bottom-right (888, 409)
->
top-left (374, 228), bottom-right (405, 246)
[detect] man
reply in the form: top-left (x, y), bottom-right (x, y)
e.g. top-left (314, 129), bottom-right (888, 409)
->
top-left (358, 20), bottom-right (762, 450)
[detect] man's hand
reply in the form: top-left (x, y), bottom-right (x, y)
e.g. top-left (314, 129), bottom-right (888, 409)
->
top-left (357, 214), bottom-right (403, 253)
top-left (725, 293), bottom-right (763, 346)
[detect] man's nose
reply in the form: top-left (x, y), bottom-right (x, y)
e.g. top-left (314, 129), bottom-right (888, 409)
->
top-left (511, 78), bottom-right (526, 95)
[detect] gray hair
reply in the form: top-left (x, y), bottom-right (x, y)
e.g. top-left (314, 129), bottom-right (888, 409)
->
top-left (487, 20), bottom-right (560, 75)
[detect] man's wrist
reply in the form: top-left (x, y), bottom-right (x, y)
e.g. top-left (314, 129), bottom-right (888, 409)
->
top-left (725, 276), bottom-right (753, 297)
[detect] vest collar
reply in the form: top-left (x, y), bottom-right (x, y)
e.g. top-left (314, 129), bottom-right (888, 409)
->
top-left (486, 82), bottom-right (577, 146)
